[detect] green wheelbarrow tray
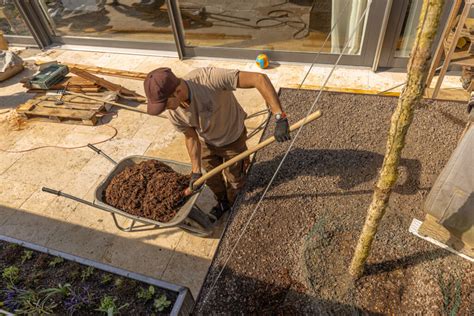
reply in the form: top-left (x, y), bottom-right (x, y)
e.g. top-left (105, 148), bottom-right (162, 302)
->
top-left (42, 145), bottom-right (214, 237)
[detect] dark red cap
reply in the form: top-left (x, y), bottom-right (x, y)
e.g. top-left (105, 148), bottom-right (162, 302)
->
top-left (144, 68), bottom-right (180, 115)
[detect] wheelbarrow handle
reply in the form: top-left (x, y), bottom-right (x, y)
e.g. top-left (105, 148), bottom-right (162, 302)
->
top-left (87, 143), bottom-right (117, 165)
top-left (42, 187), bottom-right (61, 196)
top-left (87, 143), bottom-right (101, 154)
top-left (191, 110), bottom-right (322, 189)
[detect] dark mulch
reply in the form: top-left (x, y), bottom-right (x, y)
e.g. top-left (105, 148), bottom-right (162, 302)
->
top-left (195, 89), bottom-right (473, 314)
top-left (104, 160), bottom-right (189, 223)
top-left (0, 241), bottom-right (177, 315)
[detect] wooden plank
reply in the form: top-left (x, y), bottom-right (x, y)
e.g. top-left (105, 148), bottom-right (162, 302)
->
top-left (449, 50), bottom-right (474, 67)
top-left (70, 67), bottom-right (144, 99)
top-left (20, 105), bottom-right (95, 120)
top-left (418, 214), bottom-right (473, 258)
top-left (19, 113), bottom-right (97, 126)
top-left (36, 60), bottom-right (148, 81)
top-left (410, 218), bottom-right (473, 262)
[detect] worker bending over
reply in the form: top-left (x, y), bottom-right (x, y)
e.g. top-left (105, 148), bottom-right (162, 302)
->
top-left (144, 67), bottom-right (290, 219)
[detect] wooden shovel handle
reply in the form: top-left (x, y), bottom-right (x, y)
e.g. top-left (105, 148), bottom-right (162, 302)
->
top-left (192, 110), bottom-right (322, 188)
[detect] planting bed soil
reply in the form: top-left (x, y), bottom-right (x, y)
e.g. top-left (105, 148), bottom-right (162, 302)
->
top-left (104, 160), bottom-right (190, 223)
top-left (0, 240), bottom-right (178, 315)
top-left (196, 89), bottom-right (474, 314)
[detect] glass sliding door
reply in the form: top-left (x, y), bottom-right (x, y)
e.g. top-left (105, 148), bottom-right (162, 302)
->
top-left (394, 0), bottom-right (423, 57)
top-left (39, 0), bottom-right (174, 44)
top-left (177, 0), bottom-right (372, 55)
top-left (376, 0), bottom-right (453, 69)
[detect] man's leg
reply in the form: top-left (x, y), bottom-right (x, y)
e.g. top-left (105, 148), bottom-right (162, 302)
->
top-left (222, 130), bottom-right (249, 205)
top-left (201, 142), bottom-right (227, 202)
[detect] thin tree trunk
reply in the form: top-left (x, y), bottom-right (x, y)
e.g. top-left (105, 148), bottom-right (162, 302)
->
top-left (349, 0), bottom-right (445, 278)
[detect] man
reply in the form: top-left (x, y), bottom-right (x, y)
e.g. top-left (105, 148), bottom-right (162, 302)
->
top-left (144, 67), bottom-right (290, 219)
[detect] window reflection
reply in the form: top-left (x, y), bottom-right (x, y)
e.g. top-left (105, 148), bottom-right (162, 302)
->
top-left (178, 0), bottom-right (370, 55)
top-left (41, 0), bottom-right (173, 43)
top-left (0, 0), bottom-right (31, 36)
top-left (395, 0), bottom-right (423, 58)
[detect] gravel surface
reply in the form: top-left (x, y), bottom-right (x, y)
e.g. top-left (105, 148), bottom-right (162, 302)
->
top-left (195, 89), bottom-right (473, 314)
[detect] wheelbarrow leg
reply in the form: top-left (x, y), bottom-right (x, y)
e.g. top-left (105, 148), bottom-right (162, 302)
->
top-left (110, 214), bottom-right (158, 232)
top-left (178, 205), bottom-right (214, 237)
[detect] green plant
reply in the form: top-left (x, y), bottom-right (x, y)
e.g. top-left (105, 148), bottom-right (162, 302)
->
top-left (48, 256), bottom-right (64, 267)
top-left (114, 277), bottom-right (124, 288)
top-left (2, 266), bottom-right (20, 286)
top-left (41, 283), bottom-right (71, 301)
top-left (136, 285), bottom-right (155, 302)
top-left (13, 288), bottom-right (58, 315)
top-left (95, 295), bottom-right (128, 315)
top-left (6, 243), bottom-right (19, 250)
top-left (101, 274), bottom-right (113, 285)
top-left (153, 294), bottom-right (171, 312)
top-left (438, 273), bottom-right (462, 316)
top-left (81, 267), bottom-right (95, 282)
top-left (20, 250), bottom-right (33, 264)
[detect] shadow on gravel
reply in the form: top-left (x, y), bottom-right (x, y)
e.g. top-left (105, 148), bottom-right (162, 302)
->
top-left (364, 248), bottom-right (452, 276)
top-left (246, 148), bottom-right (422, 196)
top-left (195, 266), bottom-right (382, 315)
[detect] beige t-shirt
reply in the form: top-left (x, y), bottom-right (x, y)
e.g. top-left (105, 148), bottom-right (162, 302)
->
top-left (166, 67), bottom-right (247, 147)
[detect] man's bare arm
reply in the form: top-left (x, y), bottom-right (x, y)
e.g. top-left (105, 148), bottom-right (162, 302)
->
top-left (183, 127), bottom-right (202, 174)
top-left (237, 71), bottom-right (283, 115)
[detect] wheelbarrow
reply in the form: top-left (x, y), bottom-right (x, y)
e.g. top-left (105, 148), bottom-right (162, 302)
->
top-left (42, 109), bottom-right (323, 237)
top-left (42, 144), bottom-right (214, 237)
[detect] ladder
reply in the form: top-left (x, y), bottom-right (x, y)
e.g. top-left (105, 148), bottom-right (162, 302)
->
top-left (426, 0), bottom-right (474, 98)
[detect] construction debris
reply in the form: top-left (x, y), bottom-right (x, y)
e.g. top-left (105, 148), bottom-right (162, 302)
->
top-left (16, 92), bottom-right (117, 126)
top-left (0, 50), bottom-right (23, 81)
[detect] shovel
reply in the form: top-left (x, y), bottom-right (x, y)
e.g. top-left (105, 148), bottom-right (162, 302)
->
top-left (184, 110), bottom-right (322, 196)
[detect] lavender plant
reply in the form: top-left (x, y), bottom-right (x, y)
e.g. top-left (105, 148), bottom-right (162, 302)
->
top-left (64, 285), bottom-right (94, 315)
top-left (2, 286), bottom-right (23, 312)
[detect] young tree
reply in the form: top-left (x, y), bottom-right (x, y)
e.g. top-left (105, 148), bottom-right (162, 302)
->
top-left (350, 0), bottom-right (445, 278)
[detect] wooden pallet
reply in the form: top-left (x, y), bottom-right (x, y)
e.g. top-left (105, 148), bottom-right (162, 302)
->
top-left (16, 94), bottom-right (108, 126)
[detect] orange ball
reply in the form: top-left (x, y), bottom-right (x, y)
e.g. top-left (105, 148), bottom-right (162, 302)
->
top-left (256, 54), bottom-right (269, 69)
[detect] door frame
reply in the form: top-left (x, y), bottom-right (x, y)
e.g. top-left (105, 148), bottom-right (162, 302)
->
top-left (377, 0), bottom-right (454, 70)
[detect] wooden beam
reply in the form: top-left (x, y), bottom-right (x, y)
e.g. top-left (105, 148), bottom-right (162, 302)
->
top-left (70, 67), bottom-right (145, 100)
top-left (35, 60), bottom-right (148, 81)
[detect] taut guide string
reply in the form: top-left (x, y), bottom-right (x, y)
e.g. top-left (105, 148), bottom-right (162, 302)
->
top-left (199, 0), bottom-right (373, 311)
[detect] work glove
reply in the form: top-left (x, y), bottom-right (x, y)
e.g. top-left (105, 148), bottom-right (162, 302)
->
top-left (274, 117), bottom-right (291, 142)
top-left (189, 172), bottom-right (203, 192)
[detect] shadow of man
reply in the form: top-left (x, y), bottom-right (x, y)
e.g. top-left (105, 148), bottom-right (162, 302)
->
top-left (245, 148), bottom-right (422, 199)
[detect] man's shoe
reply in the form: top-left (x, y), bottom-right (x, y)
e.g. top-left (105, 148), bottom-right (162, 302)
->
top-left (210, 199), bottom-right (231, 221)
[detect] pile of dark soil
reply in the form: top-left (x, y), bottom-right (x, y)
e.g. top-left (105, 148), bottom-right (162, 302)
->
top-left (196, 89), bottom-right (473, 314)
top-left (104, 160), bottom-right (189, 223)
top-left (0, 241), bottom-right (177, 314)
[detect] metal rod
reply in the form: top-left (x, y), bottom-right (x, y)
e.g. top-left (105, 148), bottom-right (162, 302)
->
top-left (87, 143), bottom-right (117, 165)
top-left (41, 187), bottom-right (160, 226)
